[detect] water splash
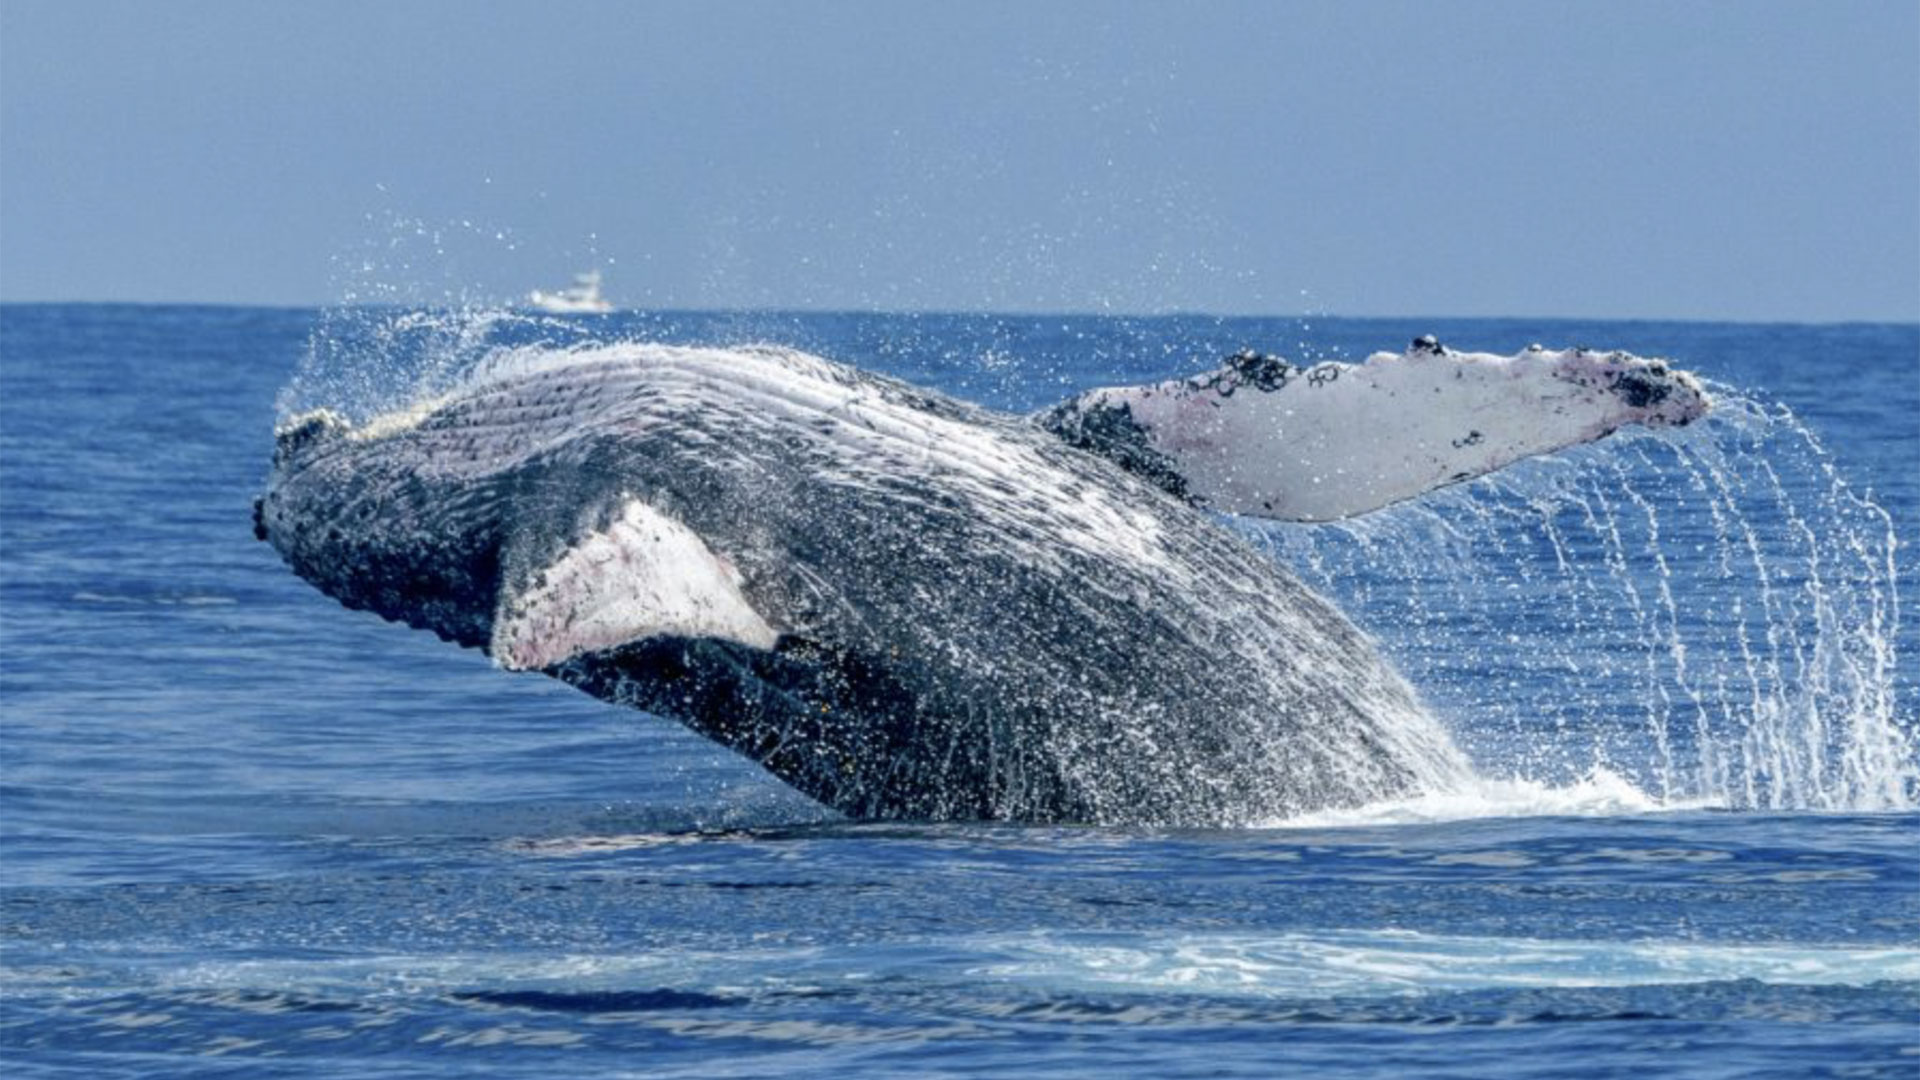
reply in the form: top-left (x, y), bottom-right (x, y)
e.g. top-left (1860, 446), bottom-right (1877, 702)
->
top-left (1248, 384), bottom-right (1915, 813)
top-left (1269, 767), bottom-right (1690, 828)
top-left (277, 211), bottom-right (614, 423)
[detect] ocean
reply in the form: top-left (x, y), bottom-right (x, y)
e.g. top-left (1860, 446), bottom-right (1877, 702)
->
top-left (2, 304), bottom-right (1915, 1077)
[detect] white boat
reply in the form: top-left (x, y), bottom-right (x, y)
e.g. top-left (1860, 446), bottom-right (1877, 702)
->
top-left (527, 270), bottom-right (613, 314)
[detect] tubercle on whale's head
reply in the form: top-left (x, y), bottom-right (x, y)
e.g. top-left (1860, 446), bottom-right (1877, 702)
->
top-left (1542, 346), bottom-right (1713, 429)
top-left (272, 408), bottom-right (352, 470)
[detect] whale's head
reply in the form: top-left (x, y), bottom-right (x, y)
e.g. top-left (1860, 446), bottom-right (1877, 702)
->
top-left (1532, 343), bottom-right (1712, 429)
top-left (255, 409), bottom-right (353, 542)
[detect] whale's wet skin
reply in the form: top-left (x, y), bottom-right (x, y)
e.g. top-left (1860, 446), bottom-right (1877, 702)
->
top-left (257, 339), bottom-right (1707, 823)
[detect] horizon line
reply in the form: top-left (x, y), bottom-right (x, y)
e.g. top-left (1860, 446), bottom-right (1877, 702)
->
top-left (2, 298), bottom-right (1916, 331)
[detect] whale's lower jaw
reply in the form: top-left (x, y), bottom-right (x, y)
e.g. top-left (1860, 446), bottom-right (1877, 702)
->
top-left (548, 635), bottom-right (1029, 822)
top-left (546, 633), bottom-right (1422, 826)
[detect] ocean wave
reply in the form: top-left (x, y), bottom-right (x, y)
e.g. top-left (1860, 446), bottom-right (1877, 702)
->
top-left (42, 930), bottom-right (1915, 1008)
top-left (971, 929), bottom-right (1920, 996)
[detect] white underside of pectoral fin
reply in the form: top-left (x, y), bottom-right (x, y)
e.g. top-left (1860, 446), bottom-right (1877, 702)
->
top-left (492, 499), bottom-right (778, 671)
top-left (1085, 345), bottom-right (1705, 522)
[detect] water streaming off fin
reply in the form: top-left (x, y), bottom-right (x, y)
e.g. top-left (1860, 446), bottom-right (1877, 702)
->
top-left (1248, 385), bottom-right (1914, 812)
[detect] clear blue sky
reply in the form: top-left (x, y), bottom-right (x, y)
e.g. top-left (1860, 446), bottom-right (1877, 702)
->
top-left (3, 0), bottom-right (1915, 320)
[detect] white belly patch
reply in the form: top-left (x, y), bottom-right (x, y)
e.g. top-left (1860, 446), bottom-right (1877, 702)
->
top-left (491, 499), bottom-right (778, 670)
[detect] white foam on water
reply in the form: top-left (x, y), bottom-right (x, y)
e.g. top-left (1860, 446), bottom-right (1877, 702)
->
top-left (1265, 767), bottom-right (1708, 828)
top-left (972, 929), bottom-right (1920, 996)
top-left (73, 930), bottom-right (1918, 1008)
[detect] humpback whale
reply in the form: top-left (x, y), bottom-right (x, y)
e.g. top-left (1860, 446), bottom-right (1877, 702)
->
top-left (256, 338), bottom-right (1708, 824)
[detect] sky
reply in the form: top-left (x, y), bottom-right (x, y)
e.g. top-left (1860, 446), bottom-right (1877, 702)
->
top-left (2, 0), bottom-right (1915, 321)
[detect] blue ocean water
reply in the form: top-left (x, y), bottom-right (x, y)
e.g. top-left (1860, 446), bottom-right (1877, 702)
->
top-left (2, 304), bottom-right (1916, 1077)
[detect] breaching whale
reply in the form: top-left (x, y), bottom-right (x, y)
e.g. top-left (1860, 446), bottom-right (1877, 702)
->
top-left (256, 337), bottom-right (1708, 824)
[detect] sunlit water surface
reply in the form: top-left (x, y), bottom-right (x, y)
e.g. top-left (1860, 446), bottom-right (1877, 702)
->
top-left (2, 305), bottom-right (1914, 1077)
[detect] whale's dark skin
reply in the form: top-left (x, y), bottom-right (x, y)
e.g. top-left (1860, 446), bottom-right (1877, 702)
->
top-left (256, 345), bottom-right (1453, 825)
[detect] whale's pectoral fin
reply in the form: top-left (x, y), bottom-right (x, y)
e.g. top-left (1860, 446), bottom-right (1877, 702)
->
top-left (1037, 339), bottom-right (1712, 523)
top-left (490, 498), bottom-right (778, 671)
